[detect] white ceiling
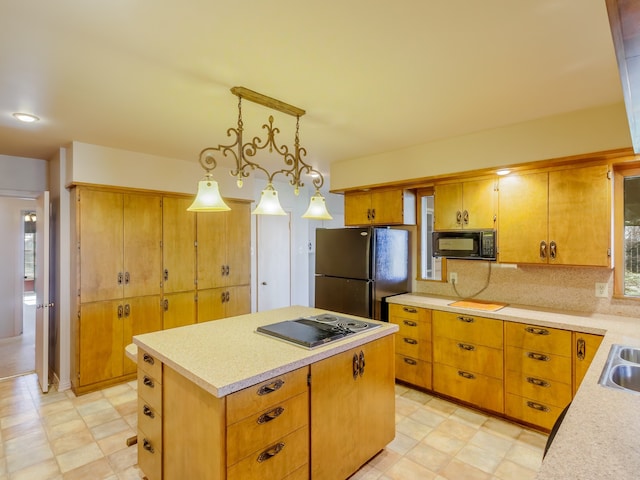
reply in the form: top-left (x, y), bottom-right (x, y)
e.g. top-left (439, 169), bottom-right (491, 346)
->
top-left (0, 1), bottom-right (625, 182)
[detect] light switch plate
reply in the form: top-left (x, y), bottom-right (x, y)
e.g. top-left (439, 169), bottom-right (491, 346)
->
top-left (595, 283), bottom-right (608, 297)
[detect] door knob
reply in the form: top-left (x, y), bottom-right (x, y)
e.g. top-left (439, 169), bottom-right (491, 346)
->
top-left (261, 282), bottom-right (267, 285)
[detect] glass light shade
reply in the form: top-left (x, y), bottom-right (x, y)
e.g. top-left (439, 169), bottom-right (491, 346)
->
top-left (302, 192), bottom-right (333, 220)
top-left (187, 179), bottom-right (230, 212)
top-left (252, 184), bottom-right (287, 215)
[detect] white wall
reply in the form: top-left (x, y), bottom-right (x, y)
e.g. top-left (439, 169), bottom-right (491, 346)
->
top-left (0, 154), bottom-right (47, 196)
top-left (0, 197), bottom-right (36, 338)
top-left (330, 103), bottom-right (632, 190)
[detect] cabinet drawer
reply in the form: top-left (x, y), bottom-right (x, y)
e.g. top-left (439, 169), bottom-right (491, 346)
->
top-left (505, 323), bottom-right (571, 356)
top-left (138, 398), bottom-right (162, 442)
top-left (433, 337), bottom-right (503, 379)
top-left (138, 425), bottom-right (162, 480)
top-left (138, 372), bottom-right (162, 408)
top-left (395, 333), bottom-right (431, 361)
top-left (227, 367), bottom-right (308, 425)
top-left (432, 311), bottom-right (503, 348)
top-left (138, 349), bottom-right (162, 379)
top-left (389, 304), bottom-right (431, 324)
top-left (227, 426), bottom-right (309, 480)
top-left (505, 370), bottom-right (572, 409)
top-left (506, 346), bottom-right (572, 383)
top-left (433, 363), bottom-right (503, 413)
top-left (283, 464), bottom-right (309, 480)
top-left (227, 392), bottom-right (308, 466)
top-left (395, 354), bottom-right (432, 390)
top-left (505, 393), bottom-right (565, 431)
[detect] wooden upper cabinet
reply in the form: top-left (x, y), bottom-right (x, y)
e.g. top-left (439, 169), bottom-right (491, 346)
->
top-left (197, 200), bottom-right (251, 289)
top-left (434, 179), bottom-right (496, 230)
top-left (498, 164), bottom-right (610, 266)
top-left (344, 189), bottom-right (415, 226)
top-left (79, 189), bottom-right (162, 303)
top-left (162, 197), bottom-right (196, 294)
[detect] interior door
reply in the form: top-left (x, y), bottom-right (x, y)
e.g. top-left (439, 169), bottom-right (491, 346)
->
top-left (257, 213), bottom-right (291, 311)
top-left (35, 191), bottom-right (50, 393)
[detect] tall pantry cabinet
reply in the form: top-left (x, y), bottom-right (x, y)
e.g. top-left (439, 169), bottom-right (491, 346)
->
top-left (72, 188), bottom-right (163, 394)
top-left (71, 186), bottom-right (251, 395)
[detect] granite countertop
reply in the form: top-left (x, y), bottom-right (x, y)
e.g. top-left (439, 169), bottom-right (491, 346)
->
top-left (388, 293), bottom-right (640, 480)
top-left (132, 305), bottom-right (398, 398)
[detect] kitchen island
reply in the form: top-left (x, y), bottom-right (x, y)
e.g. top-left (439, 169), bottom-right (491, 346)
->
top-left (387, 293), bottom-right (640, 480)
top-left (131, 305), bottom-right (398, 480)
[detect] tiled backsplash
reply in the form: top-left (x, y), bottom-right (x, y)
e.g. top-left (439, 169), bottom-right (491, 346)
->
top-left (415, 260), bottom-right (639, 318)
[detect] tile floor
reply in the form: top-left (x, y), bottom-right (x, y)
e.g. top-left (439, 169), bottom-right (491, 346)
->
top-left (0, 374), bottom-right (547, 479)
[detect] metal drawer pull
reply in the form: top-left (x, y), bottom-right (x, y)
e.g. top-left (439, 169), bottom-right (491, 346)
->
top-left (457, 343), bottom-right (475, 351)
top-left (143, 353), bottom-right (155, 365)
top-left (257, 407), bottom-right (284, 424)
top-left (257, 379), bottom-right (284, 396)
top-left (359, 350), bottom-right (365, 377)
top-left (403, 357), bottom-right (417, 365)
top-left (403, 320), bottom-right (417, 327)
top-left (527, 401), bottom-right (550, 412)
top-left (527, 352), bottom-right (550, 362)
top-left (403, 307), bottom-right (417, 313)
top-left (576, 338), bottom-right (586, 360)
top-left (457, 316), bottom-right (474, 323)
top-left (142, 405), bottom-right (155, 419)
top-left (257, 442), bottom-right (285, 463)
top-left (403, 338), bottom-right (418, 345)
top-left (458, 370), bottom-right (475, 380)
top-left (142, 376), bottom-right (155, 388)
top-left (142, 438), bottom-right (155, 453)
top-left (526, 377), bottom-right (550, 388)
top-left (525, 326), bottom-right (550, 336)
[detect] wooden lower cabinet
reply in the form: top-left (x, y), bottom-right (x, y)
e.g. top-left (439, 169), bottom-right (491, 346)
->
top-left (197, 285), bottom-right (251, 323)
top-left (432, 311), bottom-right (504, 413)
top-left (389, 304), bottom-right (432, 389)
top-left (504, 323), bottom-right (573, 430)
top-left (141, 337), bottom-right (396, 480)
top-left (162, 291), bottom-right (196, 330)
top-left (310, 335), bottom-right (395, 480)
top-left (573, 332), bottom-right (604, 394)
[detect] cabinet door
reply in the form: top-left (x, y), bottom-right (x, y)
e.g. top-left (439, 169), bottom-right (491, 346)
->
top-left (79, 189), bottom-right (124, 303)
top-left (310, 348), bottom-right (360, 480)
top-left (573, 332), bottom-right (603, 394)
top-left (197, 211), bottom-right (227, 289)
top-left (163, 291), bottom-right (196, 329)
top-left (434, 183), bottom-right (462, 230)
top-left (344, 192), bottom-right (372, 225)
top-left (196, 288), bottom-right (226, 322)
top-left (548, 165), bottom-right (610, 266)
top-left (225, 201), bottom-right (251, 286)
top-left (123, 296), bottom-right (162, 375)
top-left (163, 197), bottom-right (196, 293)
top-left (498, 172), bottom-right (548, 264)
top-left (370, 190), bottom-right (403, 225)
top-left (123, 194), bottom-right (162, 298)
top-left (79, 300), bottom-right (123, 385)
top-left (463, 179), bottom-right (496, 229)
top-left (225, 285), bottom-right (251, 318)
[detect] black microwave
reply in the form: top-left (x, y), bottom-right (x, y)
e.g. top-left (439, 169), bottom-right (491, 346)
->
top-left (432, 230), bottom-right (496, 260)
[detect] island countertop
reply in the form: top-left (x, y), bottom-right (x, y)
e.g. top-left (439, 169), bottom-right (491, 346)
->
top-left (387, 293), bottom-right (640, 480)
top-left (132, 305), bottom-right (398, 398)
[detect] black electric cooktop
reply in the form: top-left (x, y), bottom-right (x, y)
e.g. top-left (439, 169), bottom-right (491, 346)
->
top-left (256, 313), bottom-right (380, 349)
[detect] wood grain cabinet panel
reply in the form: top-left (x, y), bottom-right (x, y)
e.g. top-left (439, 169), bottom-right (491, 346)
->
top-left (498, 164), bottom-right (610, 266)
top-left (162, 197), bottom-right (196, 294)
top-left (344, 189), bottom-right (415, 226)
top-left (573, 332), bottom-right (604, 394)
top-left (389, 304), bottom-right (432, 389)
top-left (434, 178), bottom-right (496, 230)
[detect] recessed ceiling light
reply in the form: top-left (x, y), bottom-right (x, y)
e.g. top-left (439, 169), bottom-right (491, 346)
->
top-left (13, 112), bottom-right (40, 123)
top-left (496, 169), bottom-right (511, 176)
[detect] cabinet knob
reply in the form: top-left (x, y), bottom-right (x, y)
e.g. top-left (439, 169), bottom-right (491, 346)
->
top-left (457, 370), bottom-right (475, 380)
top-left (525, 326), bottom-right (550, 336)
top-left (352, 353), bottom-right (359, 380)
top-left (457, 315), bottom-right (474, 323)
top-left (526, 377), bottom-right (550, 388)
top-left (403, 320), bottom-right (418, 327)
top-left (257, 379), bottom-right (284, 396)
top-left (526, 401), bottom-right (550, 412)
top-left (359, 350), bottom-right (365, 377)
top-left (527, 352), bottom-right (550, 362)
top-left (256, 442), bottom-right (285, 463)
top-left (257, 406), bottom-right (284, 424)
top-left (403, 338), bottom-right (418, 345)
top-left (143, 353), bottom-right (155, 365)
top-left (403, 357), bottom-right (417, 365)
top-left (576, 338), bottom-right (586, 360)
top-left (457, 342), bottom-right (475, 351)
top-left (549, 240), bottom-right (557, 259)
top-left (142, 438), bottom-right (155, 454)
top-left (540, 241), bottom-right (547, 259)
top-left (456, 210), bottom-right (462, 225)
top-left (462, 209), bottom-right (469, 225)
top-left (143, 376), bottom-right (155, 388)
top-left (142, 405), bottom-right (155, 419)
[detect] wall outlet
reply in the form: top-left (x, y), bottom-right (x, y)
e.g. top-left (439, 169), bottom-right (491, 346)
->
top-left (449, 272), bottom-right (458, 284)
top-left (595, 283), bottom-right (608, 298)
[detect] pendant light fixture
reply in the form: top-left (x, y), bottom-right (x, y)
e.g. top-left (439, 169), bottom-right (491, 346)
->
top-left (189, 86), bottom-right (332, 220)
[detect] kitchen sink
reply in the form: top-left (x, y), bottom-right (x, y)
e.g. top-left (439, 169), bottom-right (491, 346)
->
top-left (610, 365), bottom-right (640, 392)
top-left (599, 344), bottom-right (640, 394)
top-left (619, 347), bottom-right (640, 364)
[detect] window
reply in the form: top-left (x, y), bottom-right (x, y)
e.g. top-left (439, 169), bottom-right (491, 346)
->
top-left (417, 189), bottom-right (444, 281)
top-left (614, 166), bottom-right (640, 298)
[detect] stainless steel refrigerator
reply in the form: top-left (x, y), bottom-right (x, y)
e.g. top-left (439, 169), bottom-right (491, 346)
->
top-left (314, 227), bottom-right (409, 320)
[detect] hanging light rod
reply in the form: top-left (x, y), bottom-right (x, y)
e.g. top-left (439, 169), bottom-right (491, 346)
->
top-left (187, 86), bottom-right (332, 220)
top-left (230, 86), bottom-right (305, 117)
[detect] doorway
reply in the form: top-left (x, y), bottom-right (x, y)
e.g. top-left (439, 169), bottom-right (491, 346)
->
top-left (256, 212), bottom-right (292, 311)
top-left (0, 201), bottom-right (36, 378)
